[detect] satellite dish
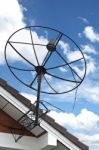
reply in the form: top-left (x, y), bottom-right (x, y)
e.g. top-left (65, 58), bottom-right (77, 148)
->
top-left (5, 26), bottom-right (87, 125)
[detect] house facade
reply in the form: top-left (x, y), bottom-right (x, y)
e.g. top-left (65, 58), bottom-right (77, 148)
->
top-left (0, 78), bottom-right (89, 150)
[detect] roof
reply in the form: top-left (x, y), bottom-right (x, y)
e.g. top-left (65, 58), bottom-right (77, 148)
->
top-left (0, 78), bottom-right (89, 150)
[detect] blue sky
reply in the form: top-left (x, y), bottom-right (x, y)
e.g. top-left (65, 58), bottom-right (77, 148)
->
top-left (0, 0), bottom-right (99, 149)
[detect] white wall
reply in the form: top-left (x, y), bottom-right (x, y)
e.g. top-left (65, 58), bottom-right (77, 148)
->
top-left (0, 132), bottom-right (57, 150)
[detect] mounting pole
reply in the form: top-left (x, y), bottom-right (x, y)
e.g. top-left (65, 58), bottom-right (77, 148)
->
top-left (34, 66), bottom-right (46, 125)
top-left (35, 73), bottom-right (42, 125)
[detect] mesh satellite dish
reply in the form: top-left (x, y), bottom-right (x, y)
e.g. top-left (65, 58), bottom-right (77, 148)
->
top-left (5, 26), bottom-right (86, 128)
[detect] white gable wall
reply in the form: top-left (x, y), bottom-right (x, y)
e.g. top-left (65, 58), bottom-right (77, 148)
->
top-left (0, 132), bottom-right (57, 150)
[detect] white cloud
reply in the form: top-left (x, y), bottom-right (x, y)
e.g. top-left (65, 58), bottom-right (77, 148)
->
top-left (83, 26), bottom-right (99, 42)
top-left (87, 60), bottom-right (96, 75)
top-left (75, 133), bottom-right (99, 150)
top-left (67, 50), bottom-right (82, 62)
top-left (78, 16), bottom-right (89, 24)
top-left (48, 109), bottom-right (99, 150)
top-left (19, 4), bottom-right (27, 12)
top-left (0, 0), bottom-right (48, 66)
top-left (81, 44), bottom-right (97, 78)
top-left (81, 44), bottom-right (96, 54)
top-left (77, 78), bottom-right (99, 104)
top-left (44, 74), bottom-right (52, 81)
top-left (59, 40), bottom-right (70, 55)
top-left (49, 110), bottom-right (78, 128)
top-left (84, 85), bottom-right (99, 103)
top-left (59, 67), bottom-right (67, 72)
top-left (77, 109), bottom-right (99, 132)
top-left (71, 65), bottom-right (85, 77)
top-left (58, 40), bottom-right (86, 78)
top-left (48, 109), bottom-right (99, 132)
top-left (84, 53), bottom-right (96, 75)
top-left (29, 19), bottom-right (36, 26)
top-left (7, 30), bottom-right (48, 65)
top-left (0, 0), bottom-right (25, 64)
top-left (66, 50), bottom-right (86, 78)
